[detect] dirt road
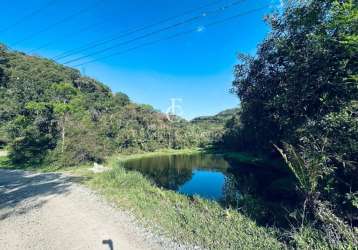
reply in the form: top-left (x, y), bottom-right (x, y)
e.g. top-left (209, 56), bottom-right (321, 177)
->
top-left (0, 169), bottom-right (182, 250)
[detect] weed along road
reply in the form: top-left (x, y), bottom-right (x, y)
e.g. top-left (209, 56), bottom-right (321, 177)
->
top-left (0, 169), bottom-right (179, 250)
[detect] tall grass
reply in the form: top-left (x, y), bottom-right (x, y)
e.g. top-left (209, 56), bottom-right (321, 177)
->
top-left (275, 143), bottom-right (358, 249)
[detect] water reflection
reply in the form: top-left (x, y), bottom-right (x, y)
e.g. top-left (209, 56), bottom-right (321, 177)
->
top-left (123, 154), bottom-right (232, 200)
top-left (178, 170), bottom-right (226, 200)
top-left (123, 154), bottom-right (295, 203)
top-left (122, 153), bottom-right (297, 227)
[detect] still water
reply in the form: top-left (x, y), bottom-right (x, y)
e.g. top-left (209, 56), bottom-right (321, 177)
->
top-left (123, 154), bottom-right (237, 201)
top-left (123, 153), bottom-right (295, 226)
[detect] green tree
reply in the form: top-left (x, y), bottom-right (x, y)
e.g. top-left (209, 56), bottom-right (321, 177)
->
top-left (51, 83), bottom-right (77, 154)
top-left (0, 42), bottom-right (213, 166)
top-left (227, 0), bottom-right (357, 222)
top-left (231, 0), bottom-right (357, 151)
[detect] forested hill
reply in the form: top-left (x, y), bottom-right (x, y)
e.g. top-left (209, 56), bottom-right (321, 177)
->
top-left (191, 108), bottom-right (239, 126)
top-left (190, 108), bottom-right (239, 132)
top-left (0, 44), bottom-right (217, 166)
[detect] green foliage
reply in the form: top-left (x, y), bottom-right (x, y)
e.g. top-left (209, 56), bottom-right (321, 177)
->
top-left (191, 108), bottom-right (240, 148)
top-left (112, 92), bottom-right (130, 106)
top-left (218, 110), bottom-right (243, 150)
top-left (7, 109), bottom-right (57, 165)
top-left (191, 108), bottom-right (239, 129)
top-left (226, 0), bottom-right (357, 152)
top-left (89, 160), bottom-right (284, 250)
top-left (290, 226), bottom-right (332, 250)
top-left (274, 143), bottom-right (324, 196)
top-left (0, 44), bottom-right (211, 166)
top-left (220, 0), bottom-right (357, 225)
top-left (275, 144), bottom-right (358, 249)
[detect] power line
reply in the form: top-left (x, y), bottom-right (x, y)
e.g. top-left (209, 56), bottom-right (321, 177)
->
top-left (71, 5), bottom-right (270, 68)
top-left (27, 17), bottom-right (109, 53)
top-left (0, 0), bottom-right (58, 33)
top-left (62, 0), bottom-right (247, 65)
top-left (52, 0), bottom-right (228, 60)
top-left (11, 0), bottom-right (104, 47)
top-left (52, 0), bottom-right (236, 61)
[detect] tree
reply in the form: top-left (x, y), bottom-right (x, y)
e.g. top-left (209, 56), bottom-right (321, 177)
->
top-left (7, 103), bottom-right (57, 165)
top-left (51, 83), bottom-right (77, 153)
top-left (113, 92), bottom-right (130, 106)
top-left (0, 42), bottom-right (214, 166)
top-left (0, 44), bottom-right (8, 87)
top-left (231, 0), bottom-right (357, 152)
top-left (227, 0), bottom-right (357, 222)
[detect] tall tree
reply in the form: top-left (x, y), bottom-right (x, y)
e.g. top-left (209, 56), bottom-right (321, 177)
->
top-left (52, 83), bottom-right (78, 153)
top-left (231, 0), bottom-right (357, 152)
top-left (228, 0), bottom-right (357, 220)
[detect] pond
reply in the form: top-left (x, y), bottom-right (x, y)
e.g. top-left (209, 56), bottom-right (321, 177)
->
top-left (122, 153), bottom-right (298, 226)
top-left (123, 153), bottom-right (294, 202)
top-left (123, 154), bottom-right (232, 201)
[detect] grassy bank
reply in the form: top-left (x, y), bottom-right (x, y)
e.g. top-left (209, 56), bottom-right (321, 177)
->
top-left (88, 161), bottom-right (284, 249)
top-left (111, 148), bottom-right (278, 168)
top-left (111, 148), bottom-right (204, 162)
top-left (0, 153), bottom-right (91, 174)
top-left (0, 149), bottom-right (334, 249)
top-left (88, 149), bottom-right (287, 249)
top-left (87, 150), bottom-right (339, 249)
top-left (0, 149), bottom-right (284, 249)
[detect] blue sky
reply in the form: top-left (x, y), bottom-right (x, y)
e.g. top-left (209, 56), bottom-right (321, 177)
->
top-left (0, 0), bottom-right (278, 119)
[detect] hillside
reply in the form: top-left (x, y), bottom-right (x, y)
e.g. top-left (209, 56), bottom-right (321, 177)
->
top-left (191, 108), bottom-right (239, 128)
top-left (0, 44), bottom-right (213, 166)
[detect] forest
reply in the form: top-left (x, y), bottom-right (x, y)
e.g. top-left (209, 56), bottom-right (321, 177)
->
top-left (0, 46), bottom-right (222, 166)
top-left (0, 0), bottom-right (357, 249)
top-left (219, 0), bottom-right (357, 247)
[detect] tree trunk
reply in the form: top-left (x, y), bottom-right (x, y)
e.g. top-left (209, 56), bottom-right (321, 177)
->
top-left (61, 114), bottom-right (66, 153)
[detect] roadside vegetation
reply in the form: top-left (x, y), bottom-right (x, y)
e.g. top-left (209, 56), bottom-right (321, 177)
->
top-left (0, 47), bottom-right (217, 167)
top-left (0, 150), bottom-right (284, 249)
top-left (0, 0), bottom-right (356, 249)
top-left (89, 157), bottom-right (283, 250)
top-left (217, 0), bottom-right (357, 248)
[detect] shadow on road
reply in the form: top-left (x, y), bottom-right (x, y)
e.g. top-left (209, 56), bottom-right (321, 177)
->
top-left (103, 239), bottom-right (114, 250)
top-left (0, 170), bottom-right (82, 220)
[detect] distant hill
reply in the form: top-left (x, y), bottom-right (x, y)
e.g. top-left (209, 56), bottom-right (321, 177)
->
top-left (191, 108), bottom-right (240, 129)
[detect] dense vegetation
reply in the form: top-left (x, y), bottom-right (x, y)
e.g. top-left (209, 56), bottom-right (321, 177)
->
top-left (0, 0), bottom-right (356, 248)
top-left (0, 46), bottom-right (216, 166)
top-left (190, 108), bottom-right (239, 146)
top-left (191, 108), bottom-right (239, 130)
top-left (218, 0), bottom-right (357, 247)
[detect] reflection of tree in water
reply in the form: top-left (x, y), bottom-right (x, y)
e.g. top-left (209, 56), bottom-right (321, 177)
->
top-left (226, 163), bottom-right (297, 202)
top-left (123, 154), bottom-right (231, 190)
top-left (221, 174), bottom-right (240, 206)
top-left (125, 154), bottom-right (299, 227)
top-left (223, 161), bottom-right (299, 227)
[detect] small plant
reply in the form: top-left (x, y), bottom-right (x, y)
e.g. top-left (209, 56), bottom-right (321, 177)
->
top-left (274, 143), bottom-right (358, 248)
top-left (274, 143), bottom-right (324, 227)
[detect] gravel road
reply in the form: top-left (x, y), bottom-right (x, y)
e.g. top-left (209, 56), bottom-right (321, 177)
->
top-left (0, 169), bottom-right (187, 250)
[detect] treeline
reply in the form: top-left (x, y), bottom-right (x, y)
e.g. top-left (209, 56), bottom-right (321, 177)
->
top-left (218, 0), bottom-right (357, 246)
top-left (191, 108), bottom-right (239, 130)
top-left (0, 46), bottom-right (214, 166)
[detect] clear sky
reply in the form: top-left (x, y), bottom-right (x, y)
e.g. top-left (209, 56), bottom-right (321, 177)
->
top-left (0, 0), bottom-right (278, 119)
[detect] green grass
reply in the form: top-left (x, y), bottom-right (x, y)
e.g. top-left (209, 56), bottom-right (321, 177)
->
top-left (0, 149), bottom-right (335, 249)
top-left (0, 149), bottom-right (285, 249)
top-left (111, 148), bottom-right (280, 169)
top-left (88, 154), bottom-right (284, 250)
top-left (110, 148), bottom-right (204, 162)
top-left (0, 154), bottom-right (91, 174)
